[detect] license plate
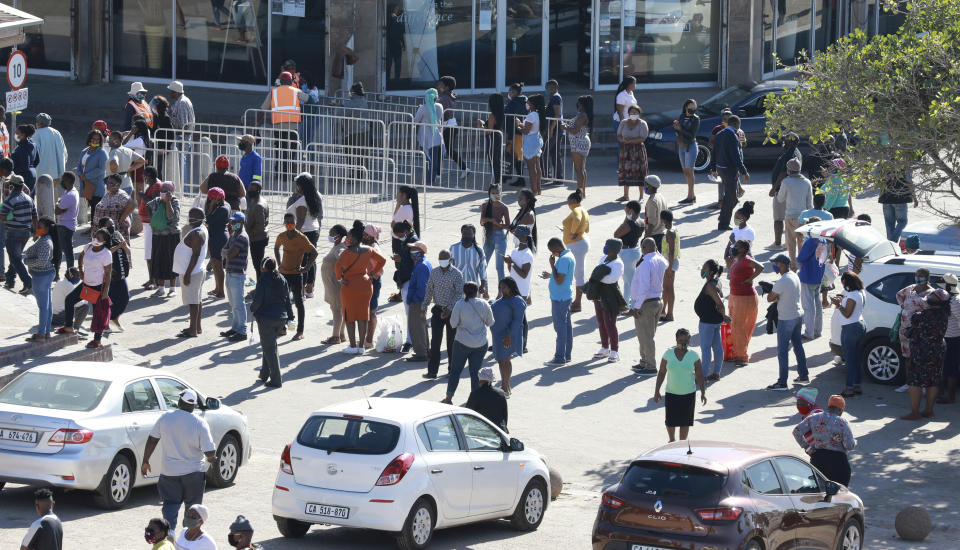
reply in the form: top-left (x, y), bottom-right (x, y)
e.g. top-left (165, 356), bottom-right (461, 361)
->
top-left (0, 428), bottom-right (38, 443)
top-left (305, 503), bottom-right (349, 519)
top-left (632, 546), bottom-right (670, 550)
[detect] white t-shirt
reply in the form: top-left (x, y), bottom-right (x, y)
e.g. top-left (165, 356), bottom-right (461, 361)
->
top-left (286, 195), bottom-right (319, 232)
top-left (731, 225), bottom-right (755, 247)
top-left (56, 188), bottom-right (79, 231)
top-left (148, 409), bottom-right (216, 477)
top-left (614, 90), bottom-right (638, 121)
top-left (174, 528), bottom-right (218, 550)
top-left (524, 112), bottom-right (540, 135)
top-left (126, 136), bottom-right (146, 157)
top-left (772, 271), bottom-right (802, 321)
top-left (53, 279), bottom-right (79, 314)
top-left (838, 290), bottom-right (864, 326)
top-left (392, 204), bottom-right (414, 238)
top-left (81, 245), bottom-right (113, 286)
top-left (109, 145), bottom-right (142, 191)
top-left (509, 247), bottom-right (534, 297)
top-left (598, 257), bottom-right (624, 284)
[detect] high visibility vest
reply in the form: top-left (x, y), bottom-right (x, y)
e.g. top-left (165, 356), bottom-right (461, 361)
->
top-left (128, 99), bottom-right (155, 129)
top-left (0, 123), bottom-right (9, 157)
top-left (270, 86), bottom-right (301, 124)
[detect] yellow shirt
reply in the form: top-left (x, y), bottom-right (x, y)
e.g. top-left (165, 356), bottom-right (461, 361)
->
top-left (152, 540), bottom-right (175, 550)
top-left (563, 206), bottom-right (590, 244)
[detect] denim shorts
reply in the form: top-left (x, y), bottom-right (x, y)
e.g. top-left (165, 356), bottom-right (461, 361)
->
top-left (678, 141), bottom-right (698, 169)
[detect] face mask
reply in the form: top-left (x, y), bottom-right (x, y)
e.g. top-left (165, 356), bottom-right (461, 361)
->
top-left (628, 114), bottom-right (640, 121)
top-left (438, 259), bottom-right (450, 268)
top-left (602, 246), bottom-right (609, 255)
top-left (526, 104), bottom-right (532, 112)
top-left (92, 239), bottom-right (103, 248)
top-left (490, 193), bottom-right (501, 201)
top-left (182, 517), bottom-right (201, 529)
top-left (227, 534), bottom-right (239, 548)
top-left (328, 235), bottom-right (337, 243)
top-left (231, 223), bottom-right (243, 232)
top-left (144, 529), bottom-right (160, 544)
top-left (700, 271), bottom-right (707, 279)
top-left (285, 223), bottom-right (296, 231)
top-left (461, 236), bottom-right (473, 246)
top-left (237, 144), bottom-right (246, 152)
top-left (916, 276), bottom-right (927, 285)
top-left (410, 251), bottom-right (422, 261)
top-left (136, 93), bottom-right (146, 101)
top-left (36, 228), bottom-right (48, 237)
top-left (687, 108), bottom-right (695, 115)
top-left (399, 234), bottom-right (408, 242)
top-left (88, 142), bottom-right (100, 148)
top-left (735, 218), bottom-right (744, 225)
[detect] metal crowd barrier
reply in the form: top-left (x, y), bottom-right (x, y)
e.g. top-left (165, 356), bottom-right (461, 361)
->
top-left (502, 113), bottom-right (576, 186)
top-left (329, 91), bottom-right (488, 112)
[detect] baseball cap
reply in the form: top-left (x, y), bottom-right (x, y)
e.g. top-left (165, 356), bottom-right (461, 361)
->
top-left (179, 389), bottom-right (198, 405)
top-left (231, 212), bottom-right (246, 223)
top-left (771, 254), bottom-right (790, 266)
top-left (645, 175), bottom-right (661, 188)
top-left (215, 155), bottom-right (230, 171)
top-left (279, 71), bottom-right (294, 81)
top-left (207, 187), bottom-right (225, 200)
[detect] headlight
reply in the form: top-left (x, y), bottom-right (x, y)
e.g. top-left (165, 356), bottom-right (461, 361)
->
top-left (650, 131), bottom-right (663, 140)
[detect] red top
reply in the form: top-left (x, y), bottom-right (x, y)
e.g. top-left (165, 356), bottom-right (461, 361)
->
top-left (729, 256), bottom-right (758, 296)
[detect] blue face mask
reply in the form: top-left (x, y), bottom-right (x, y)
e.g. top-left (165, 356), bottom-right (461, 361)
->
top-left (916, 276), bottom-right (927, 285)
top-left (399, 234), bottom-right (408, 242)
top-left (700, 271), bottom-right (707, 279)
top-left (136, 93), bottom-right (146, 101)
top-left (602, 246), bottom-right (609, 255)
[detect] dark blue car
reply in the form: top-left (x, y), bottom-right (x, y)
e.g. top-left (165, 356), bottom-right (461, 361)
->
top-left (644, 80), bottom-right (799, 171)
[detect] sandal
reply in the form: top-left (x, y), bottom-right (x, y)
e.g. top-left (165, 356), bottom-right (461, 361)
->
top-left (25, 334), bottom-right (44, 342)
top-left (292, 333), bottom-right (304, 341)
top-left (321, 337), bottom-right (342, 345)
top-left (55, 326), bottom-right (74, 335)
top-left (176, 329), bottom-right (197, 338)
top-left (614, 196), bottom-right (628, 202)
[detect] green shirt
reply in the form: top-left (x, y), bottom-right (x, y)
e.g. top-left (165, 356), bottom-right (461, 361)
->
top-left (664, 347), bottom-right (699, 395)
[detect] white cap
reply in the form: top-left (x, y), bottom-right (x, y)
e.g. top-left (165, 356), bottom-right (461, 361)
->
top-left (478, 367), bottom-right (495, 382)
top-left (645, 175), bottom-right (661, 188)
top-left (189, 504), bottom-right (209, 522)
top-left (167, 81), bottom-right (184, 94)
top-left (128, 82), bottom-right (148, 96)
top-left (179, 389), bottom-right (198, 405)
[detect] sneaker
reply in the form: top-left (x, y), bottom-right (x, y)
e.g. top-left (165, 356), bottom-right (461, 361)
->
top-left (220, 329), bottom-right (237, 337)
top-left (766, 382), bottom-right (789, 391)
top-left (18, 286), bottom-right (32, 296)
top-left (167, 288), bottom-right (177, 297)
top-left (152, 288), bottom-right (166, 298)
top-left (894, 384), bottom-right (910, 393)
top-left (342, 347), bottom-right (359, 354)
top-left (545, 358), bottom-right (566, 366)
top-left (608, 351), bottom-right (620, 363)
top-left (631, 364), bottom-right (656, 375)
top-left (794, 377), bottom-right (810, 384)
top-left (593, 347), bottom-right (610, 358)
top-left (401, 342), bottom-right (412, 353)
top-left (227, 332), bottom-right (246, 342)
top-left (304, 291), bottom-right (314, 299)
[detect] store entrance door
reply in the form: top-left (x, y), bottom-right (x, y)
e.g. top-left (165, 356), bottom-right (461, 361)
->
top-left (548, 0), bottom-right (591, 87)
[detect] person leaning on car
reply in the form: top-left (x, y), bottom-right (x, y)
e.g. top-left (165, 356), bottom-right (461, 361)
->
top-left (141, 389), bottom-right (216, 532)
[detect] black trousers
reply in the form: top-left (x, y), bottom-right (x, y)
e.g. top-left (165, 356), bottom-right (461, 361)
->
top-left (250, 239), bottom-right (268, 281)
top-left (108, 278), bottom-right (130, 320)
top-left (717, 168), bottom-right (740, 229)
top-left (442, 127), bottom-right (467, 171)
top-left (52, 225), bottom-right (75, 272)
top-left (811, 449), bottom-right (852, 486)
top-left (282, 273), bottom-right (304, 334)
top-left (427, 305), bottom-right (456, 376)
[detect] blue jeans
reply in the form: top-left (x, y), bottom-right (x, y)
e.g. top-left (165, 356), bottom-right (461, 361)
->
top-left (698, 322), bottom-right (723, 377)
top-left (677, 141), bottom-right (698, 169)
top-left (31, 270), bottom-right (55, 335)
top-left (801, 283), bottom-right (822, 338)
top-left (841, 321), bottom-right (865, 388)
top-left (483, 229), bottom-right (507, 281)
top-left (53, 225), bottom-right (75, 272)
top-left (0, 222), bottom-right (6, 274)
top-left (551, 299), bottom-right (573, 361)
top-left (882, 203), bottom-right (909, 243)
top-left (446, 340), bottom-right (487, 398)
top-left (157, 472), bottom-right (206, 532)
top-left (620, 247), bottom-right (641, 307)
top-left (776, 317), bottom-right (808, 384)
top-left (226, 272), bottom-right (247, 334)
top-left (5, 230), bottom-right (31, 287)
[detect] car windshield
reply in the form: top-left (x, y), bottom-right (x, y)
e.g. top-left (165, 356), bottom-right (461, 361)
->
top-left (298, 415), bottom-right (400, 455)
top-left (700, 86), bottom-right (752, 116)
top-left (623, 461), bottom-right (727, 498)
top-left (0, 372), bottom-right (111, 412)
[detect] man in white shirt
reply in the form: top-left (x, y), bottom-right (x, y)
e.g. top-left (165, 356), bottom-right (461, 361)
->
top-left (141, 389), bottom-right (216, 531)
top-left (107, 131), bottom-right (145, 194)
top-left (767, 254), bottom-right (809, 390)
top-left (629, 238), bottom-right (668, 373)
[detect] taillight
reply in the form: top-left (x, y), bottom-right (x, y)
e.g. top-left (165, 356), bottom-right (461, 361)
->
top-left (49, 429), bottom-right (93, 444)
top-left (601, 492), bottom-right (624, 509)
top-left (375, 453), bottom-right (414, 486)
top-left (696, 507), bottom-right (742, 521)
top-left (280, 443), bottom-right (294, 475)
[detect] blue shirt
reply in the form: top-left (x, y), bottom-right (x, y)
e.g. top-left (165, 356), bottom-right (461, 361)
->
top-left (548, 249), bottom-right (575, 301)
top-left (449, 241), bottom-right (487, 285)
top-left (406, 259), bottom-right (433, 304)
top-left (797, 237), bottom-right (826, 285)
top-left (798, 208), bottom-right (833, 225)
top-left (237, 150), bottom-right (262, 189)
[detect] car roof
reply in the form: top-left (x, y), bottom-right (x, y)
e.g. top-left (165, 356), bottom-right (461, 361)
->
top-left (311, 398), bottom-right (470, 424)
top-left (634, 440), bottom-right (792, 472)
top-left (26, 361), bottom-right (166, 382)
top-left (753, 80), bottom-right (798, 92)
top-left (870, 254), bottom-right (960, 270)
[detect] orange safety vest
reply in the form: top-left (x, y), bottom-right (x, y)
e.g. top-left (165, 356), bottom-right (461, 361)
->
top-left (0, 123), bottom-right (9, 157)
top-left (270, 85), bottom-right (301, 124)
top-left (128, 99), bottom-right (155, 129)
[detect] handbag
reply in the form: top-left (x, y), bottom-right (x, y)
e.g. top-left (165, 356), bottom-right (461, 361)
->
top-left (80, 285), bottom-right (101, 303)
top-left (82, 180), bottom-right (95, 200)
top-left (149, 205), bottom-right (168, 231)
top-left (889, 307), bottom-right (903, 344)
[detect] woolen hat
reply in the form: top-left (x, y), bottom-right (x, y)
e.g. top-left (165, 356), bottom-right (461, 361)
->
top-left (215, 155), bottom-right (230, 170)
top-left (797, 387), bottom-right (818, 405)
top-left (229, 514), bottom-right (253, 532)
top-left (645, 175), bottom-right (661, 188)
top-left (786, 158), bottom-right (802, 172)
top-left (904, 235), bottom-right (921, 249)
top-left (189, 504), bottom-right (209, 522)
top-left (478, 367), bottom-right (495, 382)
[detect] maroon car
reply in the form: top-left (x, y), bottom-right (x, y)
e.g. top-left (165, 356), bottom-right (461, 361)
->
top-left (592, 441), bottom-right (864, 550)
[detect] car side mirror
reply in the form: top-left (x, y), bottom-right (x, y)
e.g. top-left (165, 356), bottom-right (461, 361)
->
top-left (737, 109), bottom-right (748, 118)
top-left (205, 397), bottom-right (221, 410)
top-left (509, 437), bottom-right (524, 452)
top-left (824, 480), bottom-right (840, 500)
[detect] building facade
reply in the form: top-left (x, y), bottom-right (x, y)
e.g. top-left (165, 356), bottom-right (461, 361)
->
top-left (3, 0), bottom-right (905, 93)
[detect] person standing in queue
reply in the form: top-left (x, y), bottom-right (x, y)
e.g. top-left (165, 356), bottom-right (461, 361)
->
top-left (629, 237), bottom-right (668, 374)
top-left (404, 241), bottom-right (432, 362)
top-left (143, 518), bottom-right (174, 550)
top-left (274, 213), bottom-right (317, 341)
top-left (490, 276), bottom-right (526, 398)
top-left (766, 254), bottom-right (809, 390)
top-left (221, 212), bottom-right (249, 342)
top-left (541, 237), bottom-right (575, 365)
top-left (479, 183), bottom-right (510, 282)
top-left (793, 395), bottom-right (856, 486)
top-left (334, 221), bottom-right (387, 354)
top-left (695, 259), bottom-right (727, 381)
top-left (588, 238), bottom-right (626, 363)
top-left (320, 224), bottom-right (348, 345)
top-left (654, 328), bottom-right (707, 442)
top-left (252, 258), bottom-right (291, 388)
top-left (642, 175), bottom-right (666, 251)
top-left (563, 190), bottom-right (590, 313)
top-left (421, 248), bottom-right (464, 378)
top-left (713, 115), bottom-right (750, 231)
top-left (173, 209), bottom-right (208, 339)
top-left (445, 281), bottom-right (495, 403)
top-left (362, 224), bottom-right (386, 350)
top-left (20, 488), bottom-right (62, 550)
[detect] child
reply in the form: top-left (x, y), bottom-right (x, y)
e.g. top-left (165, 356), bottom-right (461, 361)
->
top-left (725, 201), bottom-right (755, 270)
top-left (796, 387), bottom-right (823, 451)
top-left (660, 209), bottom-right (679, 322)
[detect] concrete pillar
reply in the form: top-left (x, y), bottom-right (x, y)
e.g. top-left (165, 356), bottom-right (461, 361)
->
top-left (73, 0), bottom-right (105, 83)
top-left (725, 0), bottom-right (763, 87)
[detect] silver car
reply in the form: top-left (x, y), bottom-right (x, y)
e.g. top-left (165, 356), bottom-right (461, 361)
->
top-left (0, 362), bottom-right (252, 508)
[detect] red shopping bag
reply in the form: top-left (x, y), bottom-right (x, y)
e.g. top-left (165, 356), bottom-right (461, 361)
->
top-left (720, 322), bottom-right (734, 360)
top-left (91, 297), bottom-right (112, 334)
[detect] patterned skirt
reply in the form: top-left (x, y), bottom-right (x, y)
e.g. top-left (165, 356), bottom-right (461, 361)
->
top-left (618, 141), bottom-right (648, 186)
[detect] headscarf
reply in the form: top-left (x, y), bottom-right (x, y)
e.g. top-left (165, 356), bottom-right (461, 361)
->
top-left (364, 224), bottom-right (382, 240)
top-left (424, 88), bottom-right (439, 126)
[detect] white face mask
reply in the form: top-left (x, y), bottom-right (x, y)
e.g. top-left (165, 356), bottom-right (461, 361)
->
top-left (628, 114), bottom-right (640, 121)
top-left (92, 240), bottom-right (103, 248)
top-left (328, 235), bottom-right (337, 243)
top-left (438, 259), bottom-right (450, 268)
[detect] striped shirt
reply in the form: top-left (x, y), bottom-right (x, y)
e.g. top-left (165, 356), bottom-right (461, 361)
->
top-left (224, 232), bottom-right (249, 274)
top-left (0, 190), bottom-right (37, 230)
top-left (449, 241), bottom-right (487, 285)
top-left (169, 95), bottom-right (195, 129)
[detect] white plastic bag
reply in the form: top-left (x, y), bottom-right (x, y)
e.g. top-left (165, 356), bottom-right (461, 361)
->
top-left (376, 316), bottom-right (405, 353)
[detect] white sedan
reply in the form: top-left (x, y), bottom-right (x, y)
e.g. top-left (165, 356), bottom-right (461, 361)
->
top-left (272, 398), bottom-right (550, 549)
top-left (0, 362), bottom-right (252, 508)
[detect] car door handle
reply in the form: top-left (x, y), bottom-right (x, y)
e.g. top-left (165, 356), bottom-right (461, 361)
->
top-left (473, 465), bottom-right (485, 471)
top-left (130, 423), bottom-right (139, 431)
top-left (430, 469), bottom-right (443, 474)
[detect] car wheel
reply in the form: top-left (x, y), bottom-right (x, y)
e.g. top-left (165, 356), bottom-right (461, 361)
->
top-left (862, 337), bottom-right (905, 385)
top-left (206, 434), bottom-right (240, 488)
top-left (276, 517), bottom-right (310, 537)
top-left (837, 518), bottom-right (863, 550)
top-left (694, 142), bottom-right (712, 172)
top-left (93, 453), bottom-right (133, 509)
top-left (511, 478), bottom-right (547, 531)
top-left (743, 540), bottom-right (762, 550)
top-left (396, 497), bottom-right (435, 550)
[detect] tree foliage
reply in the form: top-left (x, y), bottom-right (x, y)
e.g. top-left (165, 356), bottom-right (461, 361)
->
top-left (766, 0), bottom-right (960, 222)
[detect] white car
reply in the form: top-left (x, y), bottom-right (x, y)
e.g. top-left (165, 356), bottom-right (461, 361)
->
top-left (0, 362), bottom-right (252, 508)
top-left (797, 220), bottom-right (960, 384)
top-left (271, 398), bottom-right (550, 549)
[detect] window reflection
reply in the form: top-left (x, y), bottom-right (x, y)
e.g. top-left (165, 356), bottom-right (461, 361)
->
top-left (622, 0), bottom-right (719, 83)
top-left (113, 0), bottom-right (174, 78)
top-left (0, 0), bottom-right (71, 71)
top-left (175, 0), bottom-right (266, 84)
top-left (386, 0), bottom-right (472, 91)
top-left (597, 0), bottom-right (621, 86)
top-left (271, 2), bottom-right (326, 91)
top-left (505, 0), bottom-right (542, 86)
top-left (775, 0), bottom-right (813, 68)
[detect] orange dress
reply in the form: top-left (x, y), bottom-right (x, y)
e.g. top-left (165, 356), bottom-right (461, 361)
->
top-left (335, 246), bottom-right (387, 322)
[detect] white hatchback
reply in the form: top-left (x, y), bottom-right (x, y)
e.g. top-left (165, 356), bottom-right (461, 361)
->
top-left (271, 398), bottom-right (550, 549)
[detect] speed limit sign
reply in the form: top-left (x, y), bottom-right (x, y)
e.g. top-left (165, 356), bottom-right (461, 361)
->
top-left (7, 50), bottom-right (26, 90)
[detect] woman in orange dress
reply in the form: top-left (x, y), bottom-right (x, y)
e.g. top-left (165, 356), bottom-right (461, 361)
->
top-left (335, 221), bottom-right (387, 354)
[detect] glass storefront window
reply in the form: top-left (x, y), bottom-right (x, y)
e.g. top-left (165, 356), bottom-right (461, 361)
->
top-left (385, 0), bottom-right (472, 91)
top-left (505, 0), bottom-right (542, 86)
top-left (0, 0), bottom-right (70, 71)
top-left (762, 0), bottom-right (775, 73)
top-left (597, 0), bottom-right (621, 86)
top-left (271, 2), bottom-right (325, 90)
top-left (622, 0), bottom-right (719, 84)
top-left (814, 0), bottom-right (843, 52)
top-left (775, 0), bottom-right (813, 68)
top-left (113, 0), bottom-right (174, 78)
top-left (474, 0), bottom-right (496, 88)
top-left (175, 0), bottom-right (267, 85)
